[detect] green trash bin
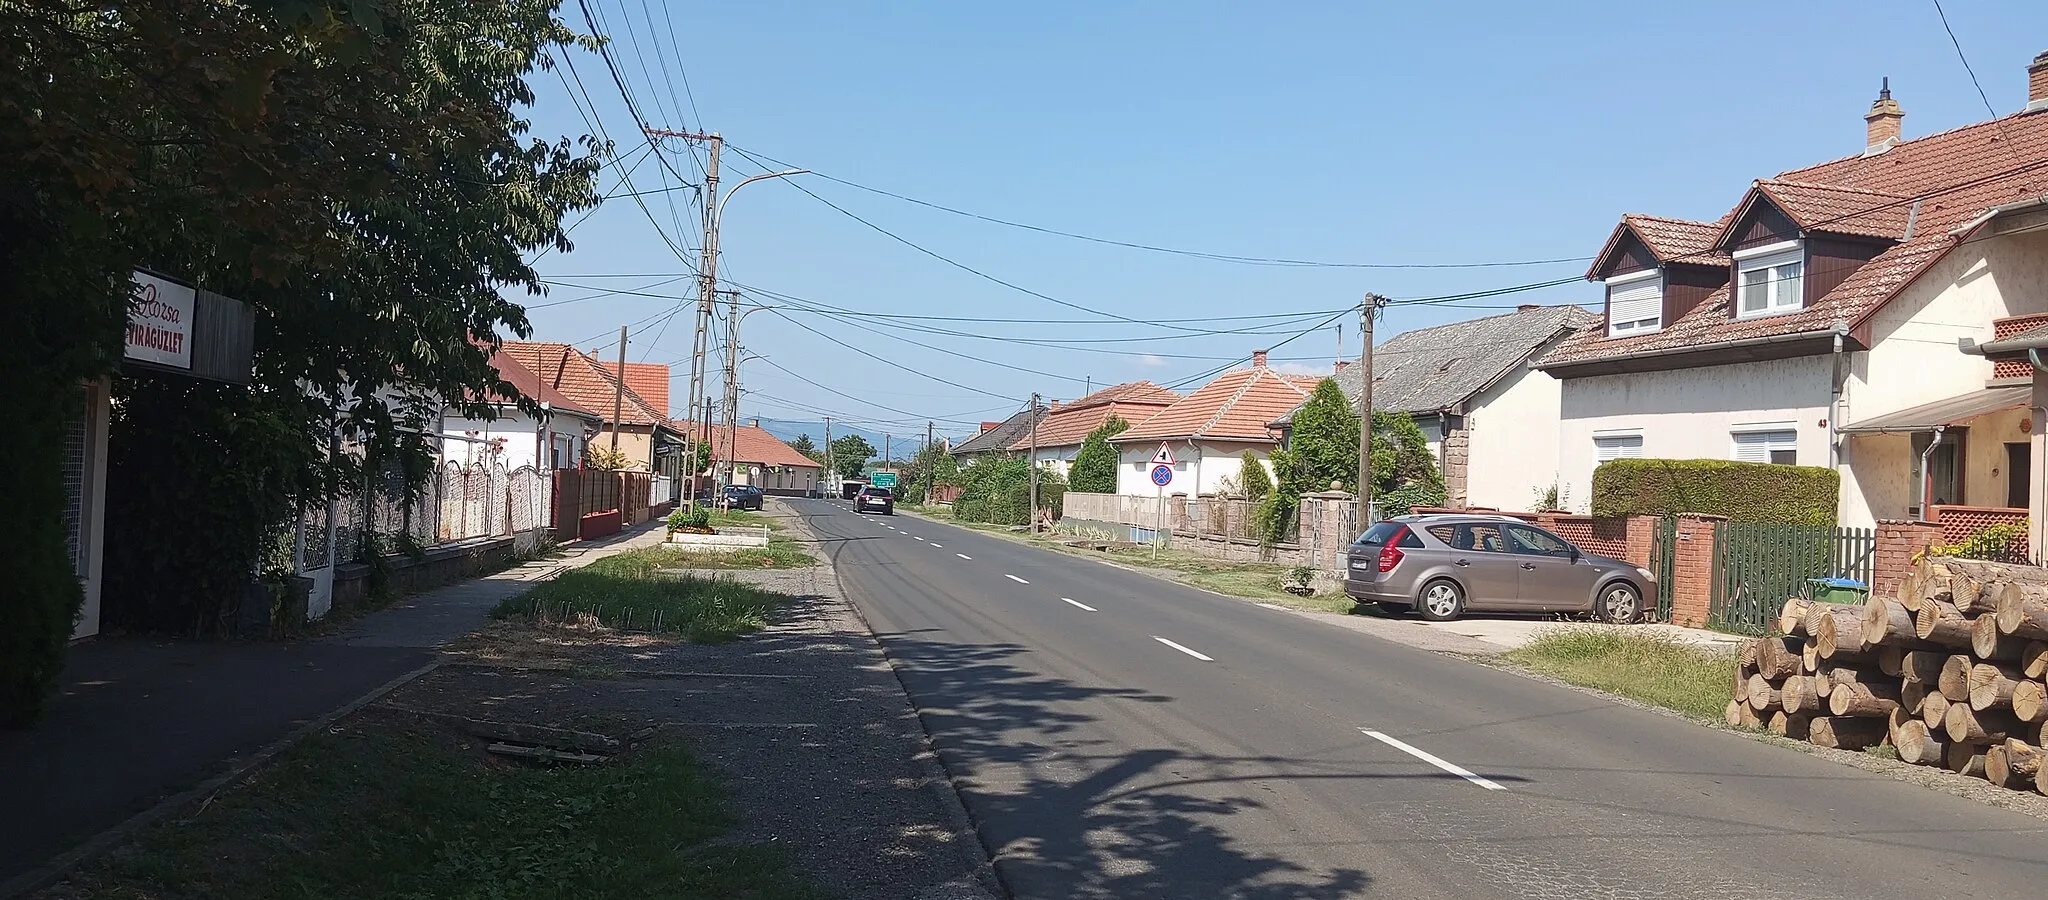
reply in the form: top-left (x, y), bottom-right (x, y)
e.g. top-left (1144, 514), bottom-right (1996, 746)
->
top-left (1807, 577), bottom-right (1870, 605)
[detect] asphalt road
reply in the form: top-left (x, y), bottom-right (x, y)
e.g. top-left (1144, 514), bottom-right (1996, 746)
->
top-left (793, 497), bottom-right (2048, 900)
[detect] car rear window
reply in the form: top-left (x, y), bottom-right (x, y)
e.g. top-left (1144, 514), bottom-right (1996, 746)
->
top-left (867, 488), bottom-right (892, 498)
top-left (1356, 522), bottom-right (1422, 548)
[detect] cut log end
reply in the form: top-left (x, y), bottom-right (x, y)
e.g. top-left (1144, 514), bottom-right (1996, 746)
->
top-left (1893, 719), bottom-right (1946, 766)
top-left (1809, 716), bottom-right (1887, 751)
top-left (1968, 663), bottom-right (2023, 712)
top-left (1778, 597), bottom-right (1812, 638)
top-left (2014, 680), bottom-right (2048, 723)
top-left (1947, 703), bottom-right (2022, 744)
top-left (1829, 681), bottom-right (1901, 718)
top-left (1939, 655), bottom-right (1975, 702)
top-left (1914, 600), bottom-right (1975, 647)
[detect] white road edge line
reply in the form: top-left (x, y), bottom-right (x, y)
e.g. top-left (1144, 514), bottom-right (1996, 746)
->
top-left (1152, 636), bottom-right (1213, 661)
top-left (1005, 574), bottom-right (1029, 584)
top-left (1060, 597), bottom-right (1097, 612)
top-left (1360, 729), bottom-right (1508, 791)
top-left (956, 553), bottom-right (973, 560)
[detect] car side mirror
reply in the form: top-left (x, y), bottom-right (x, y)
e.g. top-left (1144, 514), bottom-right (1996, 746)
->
top-left (1569, 548), bottom-right (1582, 563)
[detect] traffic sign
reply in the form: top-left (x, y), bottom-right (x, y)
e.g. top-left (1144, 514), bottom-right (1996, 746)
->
top-left (1150, 443), bottom-right (1176, 467)
top-left (870, 472), bottom-right (898, 488)
top-left (1150, 464), bottom-right (1174, 487)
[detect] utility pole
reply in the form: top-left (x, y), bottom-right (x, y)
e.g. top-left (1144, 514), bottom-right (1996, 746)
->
top-left (1028, 393), bottom-right (1041, 532)
top-left (609, 325), bottom-right (627, 455)
top-left (644, 128), bottom-right (721, 507)
top-left (721, 289), bottom-right (741, 489)
top-left (924, 420), bottom-right (934, 505)
top-left (824, 416), bottom-right (834, 498)
top-left (883, 434), bottom-right (892, 479)
top-left (1356, 294), bottom-right (1387, 525)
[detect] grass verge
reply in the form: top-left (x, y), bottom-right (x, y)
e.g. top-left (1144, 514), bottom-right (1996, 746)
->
top-left (60, 714), bottom-right (821, 900)
top-left (1501, 627), bottom-right (1737, 720)
top-left (494, 548), bottom-right (792, 643)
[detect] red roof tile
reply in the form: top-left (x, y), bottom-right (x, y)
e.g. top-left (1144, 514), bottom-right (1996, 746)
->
top-left (1004, 381), bottom-right (1180, 450)
top-left (473, 348), bottom-right (599, 419)
top-left (1585, 213), bottom-right (1732, 279)
top-left (1546, 105), bottom-right (2048, 369)
top-left (1114, 366), bottom-right (1316, 444)
top-left (596, 362), bottom-right (670, 417)
top-left (501, 341), bottom-right (672, 428)
top-left (673, 421), bottom-right (821, 469)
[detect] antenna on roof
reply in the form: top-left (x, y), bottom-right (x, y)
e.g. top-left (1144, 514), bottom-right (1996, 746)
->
top-left (1880, 76), bottom-right (1891, 100)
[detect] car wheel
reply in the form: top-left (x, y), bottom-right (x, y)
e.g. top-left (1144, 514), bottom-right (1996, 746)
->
top-left (1600, 582), bottom-right (1644, 624)
top-left (1415, 579), bottom-right (1465, 622)
top-left (1374, 601), bottom-right (1409, 617)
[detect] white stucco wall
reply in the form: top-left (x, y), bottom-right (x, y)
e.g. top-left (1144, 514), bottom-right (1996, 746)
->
top-left (1463, 361), bottom-right (1567, 511)
top-left (1114, 440), bottom-right (1274, 497)
top-left (1557, 355), bottom-right (1836, 516)
top-left (442, 409), bottom-right (592, 472)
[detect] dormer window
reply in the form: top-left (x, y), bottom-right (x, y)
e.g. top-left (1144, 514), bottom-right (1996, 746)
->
top-left (1734, 241), bottom-right (1805, 318)
top-left (1605, 269), bottom-right (1663, 336)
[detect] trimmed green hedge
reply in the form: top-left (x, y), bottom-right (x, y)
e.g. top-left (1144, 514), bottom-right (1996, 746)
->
top-left (1591, 458), bottom-right (1839, 525)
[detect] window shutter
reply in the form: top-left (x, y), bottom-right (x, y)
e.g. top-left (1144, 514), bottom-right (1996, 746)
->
top-left (1733, 430), bottom-right (1796, 464)
top-left (1594, 435), bottom-right (1643, 461)
top-left (1607, 275), bottom-right (1663, 334)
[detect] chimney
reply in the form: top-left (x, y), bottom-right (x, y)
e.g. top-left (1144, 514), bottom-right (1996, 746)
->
top-left (980, 421), bottom-right (1000, 432)
top-left (1864, 78), bottom-right (1904, 154)
top-left (2031, 51), bottom-right (2048, 113)
top-left (1517, 304), bottom-right (1540, 312)
top-left (1334, 360), bottom-right (1351, 373)
top-left (1048, 400), bottom-right (1060, 411)
top-left (1251, 349), bottom-right (1268, 368)
top-left (751, 417), bottom-right (760, 428)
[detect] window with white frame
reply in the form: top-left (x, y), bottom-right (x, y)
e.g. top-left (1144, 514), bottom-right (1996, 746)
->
top-left (1605, 270), bottom-right (1664, 336)
top-left (1732, 428), bottom-right (1798, 465)
top-left (1735, 243), bottom-right (1804, 318)
top-left (1593, 433), bottom-right (1643, 463)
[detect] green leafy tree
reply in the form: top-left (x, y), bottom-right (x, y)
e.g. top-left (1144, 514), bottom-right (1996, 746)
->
top-left (829, 435), bottom-right (876, 481)
top-left (1256, 379), bottom-right (1444, 542)
top-left (789, 434), bottom-right (816, 457)
top-left (1239, 451), bottom-right (1273, 501)
top-left (1067, 415), bottom-right (1128, 494)
top-left (0, 0), bottom-right (601, 722)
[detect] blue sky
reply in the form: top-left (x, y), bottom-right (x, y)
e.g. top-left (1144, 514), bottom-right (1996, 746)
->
top-left (515, 0), bottom-right (2048, 438)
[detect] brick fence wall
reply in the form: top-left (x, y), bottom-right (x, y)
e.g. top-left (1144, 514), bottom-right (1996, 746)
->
top-left (1872, 519), bottom-right (1941, 601)
top-left (1668, 514), bottom-right (1725, 628)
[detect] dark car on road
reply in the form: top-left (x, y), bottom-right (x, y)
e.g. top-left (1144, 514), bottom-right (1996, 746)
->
top-left (855, 485), bottom-right (895, 515)
top-left (722, 484), bottom-right (764, 511)
top-left (1346, 514), bottom-right (1654, 623)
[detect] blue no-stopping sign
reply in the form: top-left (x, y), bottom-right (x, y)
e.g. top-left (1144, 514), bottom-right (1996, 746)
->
top-left (1150, 464), bottom-right (1174, 487)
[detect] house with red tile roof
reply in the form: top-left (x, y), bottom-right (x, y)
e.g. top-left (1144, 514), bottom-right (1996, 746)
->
top-left (441, 347), bottom-right (603, 471)
top-left (500, 341), bottom-right (685, 476)
top-left (1108, 351), bottom-right (1322, 497)
top-left (1002, 381), bottom-right (1180, 479)
top-left (1537, 53), bottom-right (2048, 532)
top-left (673, 417), bottom-right (825, 495)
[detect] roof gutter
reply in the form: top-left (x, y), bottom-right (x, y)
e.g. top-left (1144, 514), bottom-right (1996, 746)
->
top-left (1537, 328), bottom-right (1842, 374)
top-left (1948, 194), bottom-right (2048, 238)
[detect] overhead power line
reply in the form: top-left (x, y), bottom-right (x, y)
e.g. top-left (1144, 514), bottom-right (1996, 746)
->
top-left (725, 142), bottom-right (1590, 270)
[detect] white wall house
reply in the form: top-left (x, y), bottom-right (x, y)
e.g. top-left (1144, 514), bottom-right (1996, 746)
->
top-left (1273, 304), bottom-right (1592, 511)
top-left (1539, 71), bottom-right (2048, 530)
top-left (1111, 351), bottom-right (1317, 499)
top-left (440, 348), bottom-right (601, 472)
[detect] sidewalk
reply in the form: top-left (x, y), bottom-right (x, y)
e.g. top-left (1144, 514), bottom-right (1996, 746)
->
top-left (0, 522), bottom-right (668, 893)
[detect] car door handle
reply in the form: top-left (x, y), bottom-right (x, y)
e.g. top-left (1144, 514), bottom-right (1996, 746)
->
top-left (1521, 563), bottom-right (1537, 570)
top-left (1453, 559), bottom-right (1471, 567)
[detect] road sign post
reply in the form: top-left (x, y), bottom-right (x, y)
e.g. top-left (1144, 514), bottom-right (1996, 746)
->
top-left (1149, 459), bottom-right (1175, 557)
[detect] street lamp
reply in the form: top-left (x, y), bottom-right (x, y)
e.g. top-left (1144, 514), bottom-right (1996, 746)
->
top-left (695, 168), bottom-right (807, 497)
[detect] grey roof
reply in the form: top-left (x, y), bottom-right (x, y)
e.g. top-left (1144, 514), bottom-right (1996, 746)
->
top-left (950, 406), bottom-right (1048, 456)
top-left (1270, 305), bottom-right (1596, 426)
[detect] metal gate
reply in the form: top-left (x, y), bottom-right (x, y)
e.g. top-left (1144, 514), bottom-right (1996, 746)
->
top-left (1649, 515), bottom-right (1678, 621)
top-left (1713, 522), bottom-right (1872, 633)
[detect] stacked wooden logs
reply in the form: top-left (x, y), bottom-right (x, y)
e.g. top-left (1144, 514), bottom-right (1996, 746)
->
top-left (1727, 557), bottom-right (2048, 793)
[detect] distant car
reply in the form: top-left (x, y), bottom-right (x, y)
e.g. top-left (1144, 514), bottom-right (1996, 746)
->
top-left (722, 484), bottom-right (764, 511)
top-left (855, 486), bottom-right (894, 516)
top-left (1346, 514), bottom-right (1653, 623)
top-left (840, 481), bottom-right (865, 500)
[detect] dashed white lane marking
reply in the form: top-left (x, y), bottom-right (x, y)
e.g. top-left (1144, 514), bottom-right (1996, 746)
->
top-left (930, 543), bottom-right (943, 549)
top-left (1004, 574), bottom-right (1029, 584)
top-left (956, 553), bottom-right (973, 560)
top-left (1360, 729), bottom-right (1508, 791)
top-left (1152, 637), bottom-right (1213, 661)
top-left (1060, 597), bottom-right (1097, 612)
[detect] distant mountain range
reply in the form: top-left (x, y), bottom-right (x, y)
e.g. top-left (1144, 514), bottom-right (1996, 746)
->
top-left (753, 418), bottom-right (975, 458)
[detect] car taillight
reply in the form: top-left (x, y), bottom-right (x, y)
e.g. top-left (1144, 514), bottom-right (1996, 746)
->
top-left (1376, 526), bottom-right (1408, 573)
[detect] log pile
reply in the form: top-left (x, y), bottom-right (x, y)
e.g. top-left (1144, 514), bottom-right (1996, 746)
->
top-left (1731, 557), bottom-right (2048, 795)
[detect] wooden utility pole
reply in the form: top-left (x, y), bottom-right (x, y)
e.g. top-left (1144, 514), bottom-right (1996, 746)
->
top-left (924, 420), bottom-right (934, 505)
top-left (609, 325), bottom-right (627, 454)
top-left (824, 416), bottom-right (834, 498)
top-left (721, 289), bottom-right (741, 489)
top-left (1355, 294), bottom-right (1387, 524)
top-left (1028, 394), bottom-right (1042, 531)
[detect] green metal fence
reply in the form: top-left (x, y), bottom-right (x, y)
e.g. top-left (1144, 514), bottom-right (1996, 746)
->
top-left (1712, 522), bottom-right (1877, 633)
top-left (1650, 515), bottom-right (1678, 621)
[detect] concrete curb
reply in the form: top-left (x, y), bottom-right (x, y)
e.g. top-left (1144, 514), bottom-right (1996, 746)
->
top-left (0, 661), bottom-right (442, 900)
top-left (781, 500), bottom-right (1010, 900)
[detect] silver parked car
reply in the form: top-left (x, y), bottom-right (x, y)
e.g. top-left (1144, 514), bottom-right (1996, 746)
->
top-left (1346, 514), bottom-right (1655, 623)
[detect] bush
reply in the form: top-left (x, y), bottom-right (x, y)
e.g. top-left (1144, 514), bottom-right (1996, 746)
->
top-left (953, 455), bottom-right (1065, 526)
top-left (1924, 522), bottom-right (2030, 563)
top-left (2, 387), bottom-right (84, 726)
top-left (1067, 416), bottom-right (1126, 494)
top-left (1239, 451), bottom-right (1272, 502)
top-left (1591, 458), bottom-right (1839, 525)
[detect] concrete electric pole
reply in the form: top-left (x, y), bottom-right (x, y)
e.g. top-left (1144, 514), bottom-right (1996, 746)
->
top-left (609, 325), bottom-right (627, 455)
top-left (1356, 294), bottom-right (1387, 525)
top-left (1027, 394), bottom-right (1041, 532)
top-left (924, 420), bottom-right (934, 505)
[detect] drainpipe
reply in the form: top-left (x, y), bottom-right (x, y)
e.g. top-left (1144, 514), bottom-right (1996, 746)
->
top-left (1829, 324), bottom-right (1847, 470)
top-left (1920, 425), bottom-right (1946, 522)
